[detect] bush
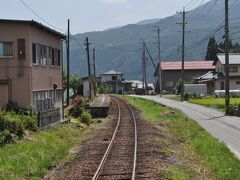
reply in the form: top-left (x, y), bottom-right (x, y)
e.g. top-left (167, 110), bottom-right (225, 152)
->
top-left (21, 116), bottom-right (38, 131)
top-left (69, 96), bottom-right (85, 117)
top-left (184, 93), bottom-right (190, 101)
top-left (229, 103), bottom-right (240, 116)
top-left (0, 111), bottom-right (37, 145)
top-left (0, 114), bottom-right (24, 138)
top-left (80, 111), bottom-right (92, 126)
top-left (0, 130), bottom-right (14, 146)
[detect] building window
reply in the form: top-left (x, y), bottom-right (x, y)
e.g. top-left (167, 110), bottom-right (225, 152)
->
top-left (32, 44), bottom-right (37, 64)
top-left (49, 47), bottom-right (60, 66)
top-left (33, 90), bottom-right (62, 111)
top-left (0, 42), bottom-right (13, 58)
top-left (229, 66), bottom-right (238, 73)
top-left (32, 43), bottom-right (47, 65)
top-left (112, 75), bottom-right (117, 81)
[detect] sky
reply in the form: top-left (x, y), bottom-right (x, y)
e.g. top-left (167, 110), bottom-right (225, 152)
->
top-left (0, 0), bottom-right (211, 34)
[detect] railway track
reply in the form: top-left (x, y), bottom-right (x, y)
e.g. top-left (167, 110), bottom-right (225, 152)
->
top-left (92, 96), bottom-right (138, 180)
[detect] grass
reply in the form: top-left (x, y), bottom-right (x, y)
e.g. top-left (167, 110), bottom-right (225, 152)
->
top-left (0, 124), bottom-right (85, 180)
top-left (124, 96), bottom-right (240, 180)
top-left (188, 98), bottom-right (240, 110)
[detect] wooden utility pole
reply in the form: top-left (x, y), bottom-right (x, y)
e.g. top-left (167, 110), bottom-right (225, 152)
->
top-left (84, 37), bottom-right (92, 99)
top-left (177, 8), bottom-right (187, 101)
top-left (225, 0), bottom-right (230, 115)
top-left (157, 28), bottom-right (162, 95)
top-left (66, 19), bottom-right (70, 106)
top-left (142, 41), bottom-right (147, 94)
top-left (93, 48), bottom-right (96, 77)
top-left (181, 8), bottom-right (186, 102)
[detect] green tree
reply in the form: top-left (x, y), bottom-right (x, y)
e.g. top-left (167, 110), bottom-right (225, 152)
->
top-left (205, 36), bottom-right (218, 60)
top-left (62, 67), bottom-right (81, 96)
top-left (69, 74), bottom-right (81, 96)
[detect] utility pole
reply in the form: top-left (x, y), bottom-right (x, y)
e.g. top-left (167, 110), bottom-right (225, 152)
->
top-left (66, 19), bottom-right (70, 106)
top-left (225, 0), bottom-right (230, 115)
top-left (115, 70), bottom-right (118, 94)
top-left (93, 48), bottom-right (96, 77)
top-left (142, 41), bottom-right (147, 94)
top-left (93, 48), bottom-right (96, 96)
top-left (84, 37), bottom-right (92, 99)
top-left (156, 28), bottom-right (162, 95)
top-left (177, 8), bottom-right (187, 102)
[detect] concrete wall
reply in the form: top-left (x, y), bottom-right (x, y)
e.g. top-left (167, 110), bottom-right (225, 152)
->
top-left (0, 22), bottom-right (32, 107)
top-left (0, 84), bottom-right (8, 107)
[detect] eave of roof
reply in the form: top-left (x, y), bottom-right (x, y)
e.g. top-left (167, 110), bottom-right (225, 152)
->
top-left (0, 19), bottom-right (66, 39)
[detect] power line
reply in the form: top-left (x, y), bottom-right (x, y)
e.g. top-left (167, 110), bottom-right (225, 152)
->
top-left (19, 0), bottom-right (66, 32)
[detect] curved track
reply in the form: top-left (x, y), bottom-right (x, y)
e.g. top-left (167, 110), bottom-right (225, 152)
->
top-left (92, 96), bottom-right (138, 180)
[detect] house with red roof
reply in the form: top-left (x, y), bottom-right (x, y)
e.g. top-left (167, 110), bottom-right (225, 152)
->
top-left (154, 60), bottom-right (215, 92)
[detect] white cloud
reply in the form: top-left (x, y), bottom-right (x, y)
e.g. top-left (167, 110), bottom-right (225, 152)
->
top-left (99, 0), bottom-right (128, 4)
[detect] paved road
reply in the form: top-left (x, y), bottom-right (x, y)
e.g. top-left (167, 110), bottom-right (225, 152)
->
top-left (131, 95), bottom-right (240, 159)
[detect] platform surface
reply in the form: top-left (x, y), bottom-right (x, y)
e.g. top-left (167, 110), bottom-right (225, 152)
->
top-left (90, 94), bottom-right (110, 108)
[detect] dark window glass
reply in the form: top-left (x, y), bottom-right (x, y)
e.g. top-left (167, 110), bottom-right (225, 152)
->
top-left (32, 43), bottom-right (36, 64)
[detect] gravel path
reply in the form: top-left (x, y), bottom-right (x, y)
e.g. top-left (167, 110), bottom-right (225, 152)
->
top-left (131, 95), bottom-right (240, 159)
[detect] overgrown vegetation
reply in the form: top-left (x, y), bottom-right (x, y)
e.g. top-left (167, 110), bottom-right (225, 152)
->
top-left (68, 95), bottom-right (92, 126)
top-left (0, 125), bottom-right (84, 179)
top-left (124, 96), bottom-right (240, 180)
top-left (0, 110), bottom-right (37, 146)
top-left (0, 94), bottom-right (96, 179)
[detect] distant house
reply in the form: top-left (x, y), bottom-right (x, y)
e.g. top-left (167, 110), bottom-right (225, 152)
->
top-left (154, 61), bottom-right (215, 92)
top-left (195, 53), bottom-right (240, 91)
top-left (100, 70), bottom-right (132, 93)
top-left (0, 19), bottom-right (65, 120)
top-left (194, 71), bottom-right (224, 94)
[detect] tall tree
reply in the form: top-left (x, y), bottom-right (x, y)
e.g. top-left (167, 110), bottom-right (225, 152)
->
top-left (205, 36), bottom-right (218, 60)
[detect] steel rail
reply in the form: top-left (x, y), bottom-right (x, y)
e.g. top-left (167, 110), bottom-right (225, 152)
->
top-left (92, 98), bottom-right (121, 180)
top-left (92, 96), bottom-right (138, 180)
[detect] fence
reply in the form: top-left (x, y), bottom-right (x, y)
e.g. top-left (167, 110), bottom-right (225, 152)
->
top-left (38, 108), bottom-right (61, 129)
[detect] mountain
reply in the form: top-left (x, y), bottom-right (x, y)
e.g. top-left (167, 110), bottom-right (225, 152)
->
top-left (136, 18), bottom-right (161, 25)
top-left (69, 0), bottom-right (240, 81)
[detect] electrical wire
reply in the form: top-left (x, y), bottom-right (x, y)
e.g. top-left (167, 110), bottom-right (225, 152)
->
top-left (18, 0), bottom-right (66, 32)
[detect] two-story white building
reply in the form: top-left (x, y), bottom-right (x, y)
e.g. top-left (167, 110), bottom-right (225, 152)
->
top-left (195, 53), bottom-right (240, 92)
top-left (214, 53), bottom-right (240, 90)
top-left (100, 70), bottom-right (132, 93)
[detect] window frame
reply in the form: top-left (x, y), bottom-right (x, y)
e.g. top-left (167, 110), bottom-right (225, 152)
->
top-left (0, 41), bottom-right (14, 59)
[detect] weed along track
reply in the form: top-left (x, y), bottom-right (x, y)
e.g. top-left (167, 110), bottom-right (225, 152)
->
top-left (92, 96), bottom-right (138, 179)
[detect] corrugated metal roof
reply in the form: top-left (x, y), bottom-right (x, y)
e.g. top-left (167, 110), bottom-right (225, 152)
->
top-left (161, 61), bottom-right (215, 70)
top-left (217, 53), bottom-right (240, 65)
top-left (101, 70), bottom-right (123, 75)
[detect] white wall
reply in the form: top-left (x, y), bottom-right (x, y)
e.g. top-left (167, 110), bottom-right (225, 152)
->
top-left (101, 74), bottom-right (122, 82)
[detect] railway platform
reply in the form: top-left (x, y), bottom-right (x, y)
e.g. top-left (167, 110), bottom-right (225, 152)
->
top-left (86, 94), bottom-right (111, 118)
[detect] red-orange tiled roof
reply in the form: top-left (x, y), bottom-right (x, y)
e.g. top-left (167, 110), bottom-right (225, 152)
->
top-left (161, 61), bottom-right (215, 70)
